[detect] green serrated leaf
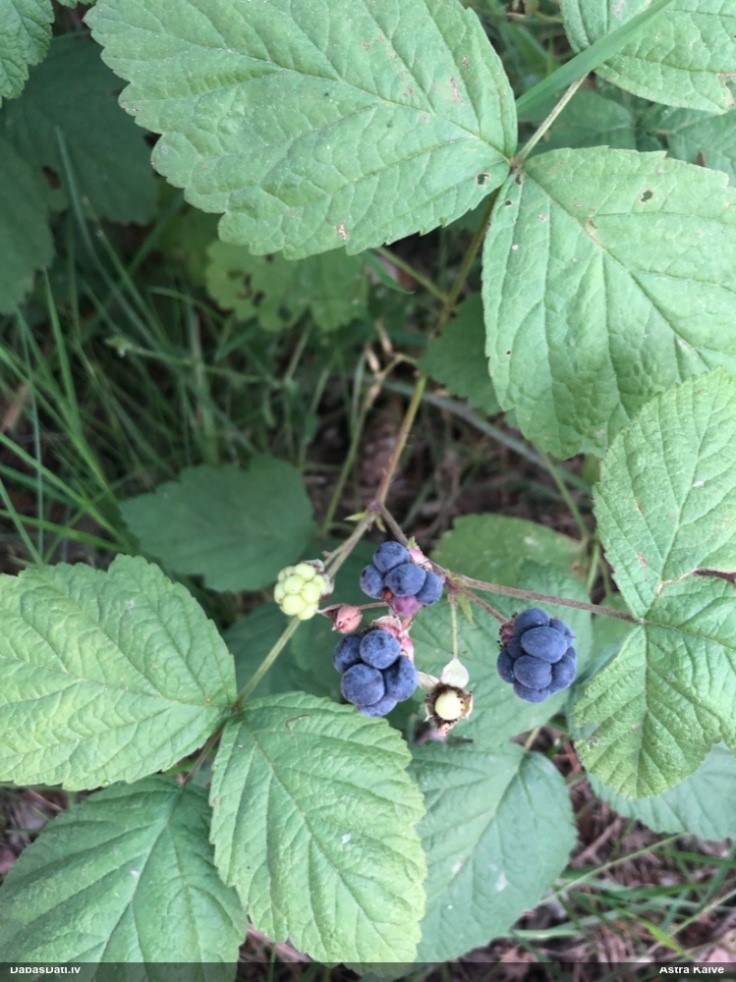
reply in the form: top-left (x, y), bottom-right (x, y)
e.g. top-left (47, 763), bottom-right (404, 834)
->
top-left (575, 372), bottom-right (736, 796)
top-left (1, 35), bottom-right (157, 223)
top-left (590, 745), bottom-right (736, 839)
top-left (483, 148), bottom-right (736, 458)
top-left (0, 135), bottom-right (52, 312)
top-left (0, 777), bottom-right (245, 965)
top-left (411, 742), bottom-right (575, 962)
top-left (0, 555), bottom-right (235, 789)
top-left (206, 242), bottom-right (365, 332)
top-left (644, 103), bottom-right (736, 184)
top-left (562, 0), bottom-right (736, 113)
top-left (209, 693), bottom-right (426, 964)
top-left (120, 459), bottom-right (314, 593)
top-left (87, 0), bottom-right (516, 258)
top-left (419, 295), bottom-right (500, 414)
top-left (0, 0), bottom-right (52, 105)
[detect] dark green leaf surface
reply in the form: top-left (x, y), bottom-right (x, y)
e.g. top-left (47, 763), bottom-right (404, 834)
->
top-left (1, 35), bottom-right (157, 223)
top-left (87, 0), bottom-right (516, 257)
top-left (0, 556), bottom-right (235, 788)
top-left (120, 459), bottom-right (314, 592)
top-left (210, 693), bottom-right (426, 963)
top-left (419, 295), bottom-right (500, 414)
top-left (483, 149), bottom-right (736, 457)
top-left (0, 778), bottom-right (245, 963)
top-left (412, 742), bottom-right (575, 962)
top-left (0, 135), bottom-right (52, 312)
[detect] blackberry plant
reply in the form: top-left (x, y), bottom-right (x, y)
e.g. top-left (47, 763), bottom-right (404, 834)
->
top-left (1, 0), bottom-right (736, 972)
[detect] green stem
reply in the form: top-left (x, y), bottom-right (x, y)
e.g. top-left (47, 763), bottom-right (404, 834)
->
top-left (538, 449), bottom-right (589, 542)
top-left (515, 76), bottom-right (587, 165)
top-left (233, 617), bottom-right (302, 712)
top-left (376, 247), bottom-right (450, 303)
top-left (448, 571), bottom-right (639, 623)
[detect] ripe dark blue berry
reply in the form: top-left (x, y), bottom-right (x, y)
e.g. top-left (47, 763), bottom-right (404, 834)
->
top-left (519, 626), bottom-right (568, 663)
top-left (498, 608), bottom-right (576, 702)
top-left (359, 629), bottom-right (401, 669)
top-left (416, 570), bottom-right (444, 606)
top-left (551, 651), bottom-right (577, 692)
top-left (512, 608), bottom-right (549, 636)
top-left (373, 541), bottom-right (411, 573)
top-left (341, 663), bottom-right (385, 706)
top-left (383, 655), bottom-right (418, 701)
top-left (360, 694), bottom-right (398, 717)
top-left (497, 649), bottom-right (515, 683)
top-left (333, 633), bottom-right (362, 673)
top-left (384, 562), bottom-right (427, 597)
top-left (360, 564), bottom-right (385, 599)
top-left (513, 655), bottom-right (552, 690)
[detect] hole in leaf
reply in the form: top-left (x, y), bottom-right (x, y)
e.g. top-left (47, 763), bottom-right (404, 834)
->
top-left (640, 189), bottom-right (654, 202)
top-left (476, 172), bottom-right (489, 186)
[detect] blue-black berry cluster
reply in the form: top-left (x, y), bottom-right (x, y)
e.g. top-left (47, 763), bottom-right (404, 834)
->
top-left (497, 608), bottom-right (577, 702)
top-left (360, 541), bottom-right (444, 616)
top-left (334, 627), bottom-right (418, 716)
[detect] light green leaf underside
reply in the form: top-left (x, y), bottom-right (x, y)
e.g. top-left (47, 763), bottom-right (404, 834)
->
top-left (0, 35), bottom-right (157, 223)
top-left (206, 242), bottom-right (365, 332)
top-left (209, 693), bottom-right (426, 964)
top-left (411, 742), bottom-right (575, 962)
top-left (0, 778), bottom-right (245, 965)
top-left (590, 745), bottom-right (736, 839)
top-left (0, 135), bottom-right (52, 312)
top-left (87, 0), bottom-right (516, 258)
top-left (419, 295), bottom-right (500, 414)
top-left (417, 515), bottom-right (592, 747)
top-left (561, 0), bottom-right (736, 113)
top-left (120, 458), bottom-right (314, 592)
top-left (645, 103), bottom-right (736, 184)
top-left (0, 555), bottom-right (235, 789)
top-left (483, 148), bottom-right (736, 458)
top-left (576, 372), bottom-right (736, 796)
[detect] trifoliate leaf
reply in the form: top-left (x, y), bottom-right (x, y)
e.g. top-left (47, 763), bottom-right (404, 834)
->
top-left (562, 0), bottom-right (736, 113)
top-left (206, 243), bottom-right (365, 332)
top-left (87, 0), bottom-right (516, 257)
top-left (0, 778), bottom-right (245, 964)
top-left (0, 555), bottom-right (235, 789)
top-left (0, 135), bottom-right (52, 312)
top-left (210, 693), bottom-right (426, 964)
top-left (1, 35), bottom-right (157, 223)
top-left (411, 742), bottom-right (575, 962)
top-left (483, 148), bottom-right (736, 457)
top-left (590, 744), bottom-right (736, 839)
top-left (575, 372), bottom-right (736, 796)
top-left (119, 458), bottom-right (314, 592)
top-left (419, 295), bottom-right (500, 414)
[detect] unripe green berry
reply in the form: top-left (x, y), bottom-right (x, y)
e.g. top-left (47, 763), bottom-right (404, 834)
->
top-left (433, 690), bottom-right (464, 722)
top-left (274, 561), bottom-right (332, 620)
